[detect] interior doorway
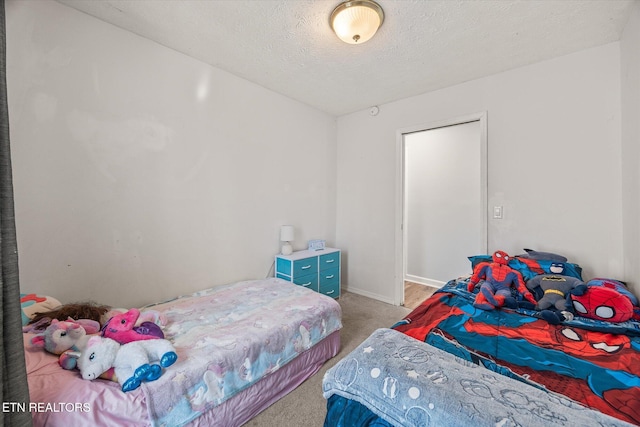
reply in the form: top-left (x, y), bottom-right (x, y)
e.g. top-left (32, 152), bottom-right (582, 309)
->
top-left (394, 113), bottom-right (488, 306)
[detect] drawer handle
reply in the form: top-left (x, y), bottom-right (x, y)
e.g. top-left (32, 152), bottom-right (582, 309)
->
top-left (301, 282), bottom-right (312, 287)
top-left (325, 259), bottom-right (335, 263)
top-left (301, 265), bottom-right (312, 270)
top-left (325, 275), bottom-right (334, 279)
top-left (326, 290), bottom-right (335, 295)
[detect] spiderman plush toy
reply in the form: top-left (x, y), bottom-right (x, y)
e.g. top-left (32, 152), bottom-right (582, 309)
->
top-left (467, 250), bottom-right (536, 310)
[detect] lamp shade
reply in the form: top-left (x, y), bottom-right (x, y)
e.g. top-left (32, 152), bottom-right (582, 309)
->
top-left (330, 0), bottom-right (384, 44)
top-left (280, 225), bottom-right (295, 242)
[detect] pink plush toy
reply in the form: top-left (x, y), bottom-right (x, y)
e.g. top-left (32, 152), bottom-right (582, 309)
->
top-left (102, 308), bottom-right (165, 344)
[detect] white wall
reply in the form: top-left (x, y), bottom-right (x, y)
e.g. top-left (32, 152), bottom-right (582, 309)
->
top-left (7, 1), bottom-right (635, 308)
top-left (337, 43), bottom-right (623, 303)
top-left (6, 0), bottom-right (337, 308)
top-left (621, 2), bottom-right (640, 297)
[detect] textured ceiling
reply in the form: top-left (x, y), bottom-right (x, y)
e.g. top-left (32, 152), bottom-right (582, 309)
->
top-left (56, 0), bottom-right (635, 116)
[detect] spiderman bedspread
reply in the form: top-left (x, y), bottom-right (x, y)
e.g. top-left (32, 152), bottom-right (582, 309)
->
top-left (393, 279), bottom-right (640, 425)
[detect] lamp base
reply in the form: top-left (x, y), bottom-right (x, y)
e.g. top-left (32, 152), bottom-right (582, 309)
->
top-left (281, 242), bottom-right (293, 256)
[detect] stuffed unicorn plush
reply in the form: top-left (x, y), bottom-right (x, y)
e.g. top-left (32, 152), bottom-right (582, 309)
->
top-left (30, 318), bottom-right (100, 355)
top-left (30, 318), bottom-right (116, 379)
top-left (78, 336), bottom-right (177, 392)
top-left (101, 308), bottom-right (165, 344)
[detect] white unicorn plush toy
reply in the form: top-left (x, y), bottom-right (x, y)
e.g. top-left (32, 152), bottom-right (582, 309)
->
top-left (78, 335), bottom-right (177, 392)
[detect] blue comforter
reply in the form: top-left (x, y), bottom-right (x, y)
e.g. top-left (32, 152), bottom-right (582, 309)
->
top-left (393, 279), bottom-right (640, 424)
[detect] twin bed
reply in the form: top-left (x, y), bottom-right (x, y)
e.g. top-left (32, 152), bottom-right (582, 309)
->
top-left (23, 278), bottom-right (342, 426)
top-left (323, 254), bottom-right (640, 427)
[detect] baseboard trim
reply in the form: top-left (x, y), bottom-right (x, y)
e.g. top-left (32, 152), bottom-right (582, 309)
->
top-left (405, 274), bottom-right (445, 288)
top-left (343, 286), bottom-right (396, 305)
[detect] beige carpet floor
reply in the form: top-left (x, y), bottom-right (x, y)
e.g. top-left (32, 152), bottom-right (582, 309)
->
top-left (244, 291), bottom-right (412, 427)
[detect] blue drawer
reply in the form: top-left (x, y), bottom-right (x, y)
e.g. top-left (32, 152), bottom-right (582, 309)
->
top-left (319, 281), bottom-right (340, 298)
top-left (293, 272), bottom-right (318, 291)
top-left (319, 266), bottom-right (339, 287)
top-left (293, 257), bottom-right (318, 277)
top-left (276, 272), bottom-right (292, 281)
top-left (276, 257), bottom-right (292, 276)
top-left (319, 252), bottom-right (340, 271)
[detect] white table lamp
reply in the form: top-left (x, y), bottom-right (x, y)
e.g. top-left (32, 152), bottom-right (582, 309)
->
top-left (280, 225), bottom-right (294, 255)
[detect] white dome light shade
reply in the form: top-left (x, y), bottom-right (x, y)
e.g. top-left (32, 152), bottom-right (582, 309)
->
top-left (330, 0), bottom-right (384, 44)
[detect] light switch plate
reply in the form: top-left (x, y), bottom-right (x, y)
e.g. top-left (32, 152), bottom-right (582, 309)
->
top-left (493, 206), bottom-right (503, 219)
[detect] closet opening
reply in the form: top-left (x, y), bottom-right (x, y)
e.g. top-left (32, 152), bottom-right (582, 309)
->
top-left (394, 113), bottom-right (488, 307)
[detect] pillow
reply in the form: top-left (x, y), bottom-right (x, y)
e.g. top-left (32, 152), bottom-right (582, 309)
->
top-left (515, 257), bottom-right (583, 281)
top-left (571, 285), bottom-right (635, 323)
top-left (586, 278), bottom-right (638, 306)
top-left (518, 248), bottom-right (568, 262)
top-left (20, 293), bottom-right (62, 326)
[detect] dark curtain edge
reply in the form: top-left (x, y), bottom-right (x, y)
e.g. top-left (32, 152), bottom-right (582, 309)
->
top-left (0, 0), bottom-right (33, 425)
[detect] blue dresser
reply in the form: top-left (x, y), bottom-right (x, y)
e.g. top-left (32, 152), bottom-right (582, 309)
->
top-left (275, 248), bottom-right (340, 298)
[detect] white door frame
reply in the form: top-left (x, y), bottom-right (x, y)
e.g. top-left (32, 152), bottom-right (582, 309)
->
top-left (394, 112), bottom-right (488, 306)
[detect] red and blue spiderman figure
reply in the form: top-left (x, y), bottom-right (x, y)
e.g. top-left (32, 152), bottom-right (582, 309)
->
top-left (467, 250), bottom-right (536, 310)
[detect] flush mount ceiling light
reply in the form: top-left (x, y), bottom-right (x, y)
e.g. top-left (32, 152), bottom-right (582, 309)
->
top-left (330, 0), bottom-right (384, 45)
